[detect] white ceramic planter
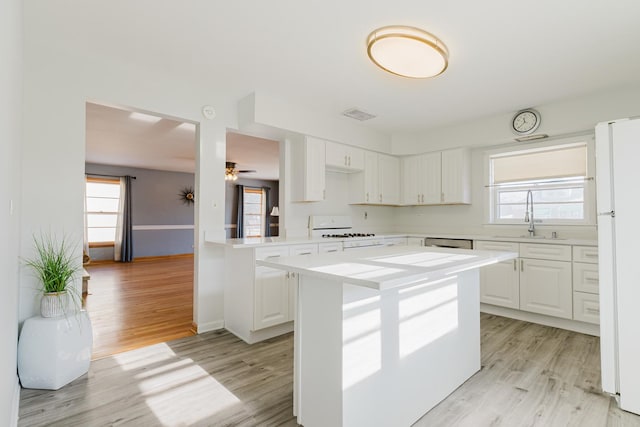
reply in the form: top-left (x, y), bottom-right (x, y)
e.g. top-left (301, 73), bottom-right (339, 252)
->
top-left (40, 291), bottom-right (68, 318)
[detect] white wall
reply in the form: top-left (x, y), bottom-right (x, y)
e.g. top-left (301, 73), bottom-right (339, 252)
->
top-left (392, 83), bottom-right (640, 155)
top-left (21, 3), bottom-right (232, 331)
top-left (1, 0), bottom-right (22, 424)
top-left (20, 4), bottom-right (399, 333)
top-left (389, 84), bottom-right (640, 239)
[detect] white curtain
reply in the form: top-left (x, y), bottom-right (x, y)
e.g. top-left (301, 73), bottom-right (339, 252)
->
top-left (114, 177), bottom-right (126, 261)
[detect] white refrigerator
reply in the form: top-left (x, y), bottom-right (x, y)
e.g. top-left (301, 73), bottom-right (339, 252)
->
top-left (596, 117), bottom-right (640, 415)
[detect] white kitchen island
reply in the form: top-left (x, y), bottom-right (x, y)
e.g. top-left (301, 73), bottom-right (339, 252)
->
top-left (258, 245), bottom-right (516, 427)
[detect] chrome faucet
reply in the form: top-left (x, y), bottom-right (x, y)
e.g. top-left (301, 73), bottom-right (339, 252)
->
top-left (524, 190), bottom-right (535, 236)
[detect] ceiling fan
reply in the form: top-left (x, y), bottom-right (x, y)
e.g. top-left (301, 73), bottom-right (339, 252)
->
top-left (225, 161), bottom-right (256, 181)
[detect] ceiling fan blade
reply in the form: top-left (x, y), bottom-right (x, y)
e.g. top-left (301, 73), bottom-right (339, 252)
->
top-left (238, 169), bottom-right (257, 173)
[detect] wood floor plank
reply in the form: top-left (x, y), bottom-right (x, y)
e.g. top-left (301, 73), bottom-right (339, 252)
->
top-left (83, 255), bottom-right (195, 359)
top-left (19, 314), bottom-right (640, 426)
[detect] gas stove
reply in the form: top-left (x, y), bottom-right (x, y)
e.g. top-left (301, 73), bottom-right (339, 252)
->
top-left (321, 233), bottom-right (376, 239)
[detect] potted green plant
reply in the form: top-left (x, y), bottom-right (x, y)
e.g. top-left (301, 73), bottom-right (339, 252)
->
top-left (24, 233), bottom-right (81, 318)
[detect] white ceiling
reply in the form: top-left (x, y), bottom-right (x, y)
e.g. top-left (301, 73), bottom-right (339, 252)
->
top-left (68, 1), bottom-right (640, 173)
top-left (86, 103), bottom-right (280, 179)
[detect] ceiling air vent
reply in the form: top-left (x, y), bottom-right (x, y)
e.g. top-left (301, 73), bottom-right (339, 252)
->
top-left (342, 108), bottom-right (376, 121)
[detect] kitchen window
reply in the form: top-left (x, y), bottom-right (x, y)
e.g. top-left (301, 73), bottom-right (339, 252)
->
top-left (243, 187), bottom-right (266, 237)
top-left (85, 177), bottom-right (121, 246)
top-left (486, 139), bottom-right (594, 225)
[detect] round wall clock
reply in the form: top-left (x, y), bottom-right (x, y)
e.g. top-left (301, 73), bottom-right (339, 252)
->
top-left (511, 108), bottom-right (541, 135)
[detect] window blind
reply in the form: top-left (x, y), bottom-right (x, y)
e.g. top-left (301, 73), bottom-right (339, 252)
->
top-left (492, 145), bottom-right (587, 184)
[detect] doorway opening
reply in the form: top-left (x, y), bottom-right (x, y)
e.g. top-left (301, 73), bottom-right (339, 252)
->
top-left (84, 101), bottom-right (197, 359)
top-left (225, 131), bottom-right (280, 239)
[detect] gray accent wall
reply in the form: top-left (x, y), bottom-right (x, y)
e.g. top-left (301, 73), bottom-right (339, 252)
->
top-left (85, 163), bottom-right (195, 260)
top-left (225, 178), bottom-right (280, 238)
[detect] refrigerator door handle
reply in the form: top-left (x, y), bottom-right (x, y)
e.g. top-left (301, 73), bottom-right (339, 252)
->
top-left (598, 210), bottom-right (616, 217)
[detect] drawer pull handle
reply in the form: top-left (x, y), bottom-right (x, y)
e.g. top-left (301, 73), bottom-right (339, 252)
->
top-left (520, 259), bottom-right (524, 272)
top-left (513, 259), bottom-right (517, 271)
top-left (299, 252), bottom-right (312, 255)
top-left (586, 308), bottom-right (600, 314)
top-left (584, 253), bottom-right (598, 257)
top-left (585, 277), bottom-right (599, 283)
top-left (327, 249), bottom-right (338, 253)
top-left (265, 255), bottom-right (281, 259)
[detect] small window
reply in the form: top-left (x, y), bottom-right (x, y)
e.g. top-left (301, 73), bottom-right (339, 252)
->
top-left (487, 142), bottom-right (592, 225)
top-left (243, 187), bottom-right (265, 237)
top-left (86, 177), bottom-right (121, 246)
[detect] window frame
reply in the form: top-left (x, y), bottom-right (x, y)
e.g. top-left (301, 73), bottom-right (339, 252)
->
top-left (484, 135), bottom-right (596, 227)
top-left (243, 187), bottom-right (266, 238)
top-left (85, 176), bottom-right (121, 247)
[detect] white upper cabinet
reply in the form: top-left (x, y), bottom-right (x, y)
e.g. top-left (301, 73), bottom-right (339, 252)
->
top-left (325, 141), bottom-right (364, 172)
top-left (378, 154), bottom-right (400, 205)
top-left (401, 148), bottom-right (470, 206)
top-left (291, 136), bottom-right (326, 202)
top-left (441, 148), bottom-right (471, 204)
top-left (349, 151), bottom-right (400, 205)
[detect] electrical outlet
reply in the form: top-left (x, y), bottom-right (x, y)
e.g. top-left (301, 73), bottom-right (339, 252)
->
top-left (364, 211), bottom-right (368, 219)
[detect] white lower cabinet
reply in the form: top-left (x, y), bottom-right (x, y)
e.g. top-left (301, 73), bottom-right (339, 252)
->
top-left (253, 245), bottom-right (291, 331)
top-left (476, 240), bottom-right (590, 323)
top-left (407, 237), bottom-right (425, 246)
top-left (476, 241), bottom-right (520, 309)
top-left (254, 265), bottom-right (290, 330)
top-left (572, 245), bottom-right (599, 324)
top-left (519, 258), bottom-right (573, 319)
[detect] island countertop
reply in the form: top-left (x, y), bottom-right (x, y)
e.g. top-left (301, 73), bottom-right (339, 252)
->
top-left (257, 245), bottom-right (517, 291)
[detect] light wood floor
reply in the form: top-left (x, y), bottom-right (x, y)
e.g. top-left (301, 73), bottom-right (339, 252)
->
top-left (18, 315), bottom-right (640, 426)
top-left (84, 254), bottom-right (195, 360)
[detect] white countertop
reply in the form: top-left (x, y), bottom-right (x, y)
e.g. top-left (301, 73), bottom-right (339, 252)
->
top-left (205, 232), bottom-right (597, 248)
top-left (257, 245), bottom-right (517, 291)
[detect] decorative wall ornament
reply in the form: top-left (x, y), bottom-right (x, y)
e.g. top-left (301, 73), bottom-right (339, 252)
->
top-left (179, 186), bottom-right (195, 205)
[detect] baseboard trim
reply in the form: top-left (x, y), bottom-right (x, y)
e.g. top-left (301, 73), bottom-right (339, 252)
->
top-left (195, 319), bottom-right (224, 333)
top-left (481, 304), bottom-right (600, 336)
top-left (10, 375), bottom-right (19, 427)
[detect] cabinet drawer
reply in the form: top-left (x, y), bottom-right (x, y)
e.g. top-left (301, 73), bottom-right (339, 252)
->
top-left (573, 292), bottom-right (600, 324)
top-left (255, 246), bottom-right (290, 260)
top-left (573, 246), bottom-right (599, 264)
top-left (573, 262), bottom-right (599, 294)
top-left (519, 243), bottom-right (571, 261)
top-left (475, 241), bottom-right (520, 253)
top-left (318, 242), bottom-right (343, 253)
top-left (289, 244), bottom-right (318, 256)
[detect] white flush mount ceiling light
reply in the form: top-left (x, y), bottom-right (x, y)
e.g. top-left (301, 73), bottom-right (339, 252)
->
top-left (366, 26), bottom-right (449, 79)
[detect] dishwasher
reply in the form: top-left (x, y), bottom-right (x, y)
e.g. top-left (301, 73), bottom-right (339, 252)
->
top-left (424, 237), bottom-right (474, 250)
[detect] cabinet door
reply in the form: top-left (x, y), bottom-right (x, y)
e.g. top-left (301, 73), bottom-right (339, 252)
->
top-left (441, 148), bottom-right (470, 204)
top-left (292, 136), bottom-right (326, 202)
top-left (325, 141), bottom-right (347, 169)
top-left (407, 237), bottom-right (425, 246)
top-left (480, 260), bottom-right (520, 309)
top-left (363, 151), bottom-right (379, 204)
top-left (378, 153), bottom-right (400, 205)
top-left (402, 156), bottom-right (421, 205)
top-left (421, 152), bottom-right (442, 204)
top-left (520, 258), bottom-right (572, 319)
top-left (476, 241), bottom-right (520, 309)
top-left (346, 146), bottom-right (364, 171)
top-left (254, 266), bottom-right (290, 330)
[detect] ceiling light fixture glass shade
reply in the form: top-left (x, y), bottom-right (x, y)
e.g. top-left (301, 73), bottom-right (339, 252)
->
top-left (366, 26), bottom-right (449, 79)
top-left (225, 162), bottom-right (238, 181)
